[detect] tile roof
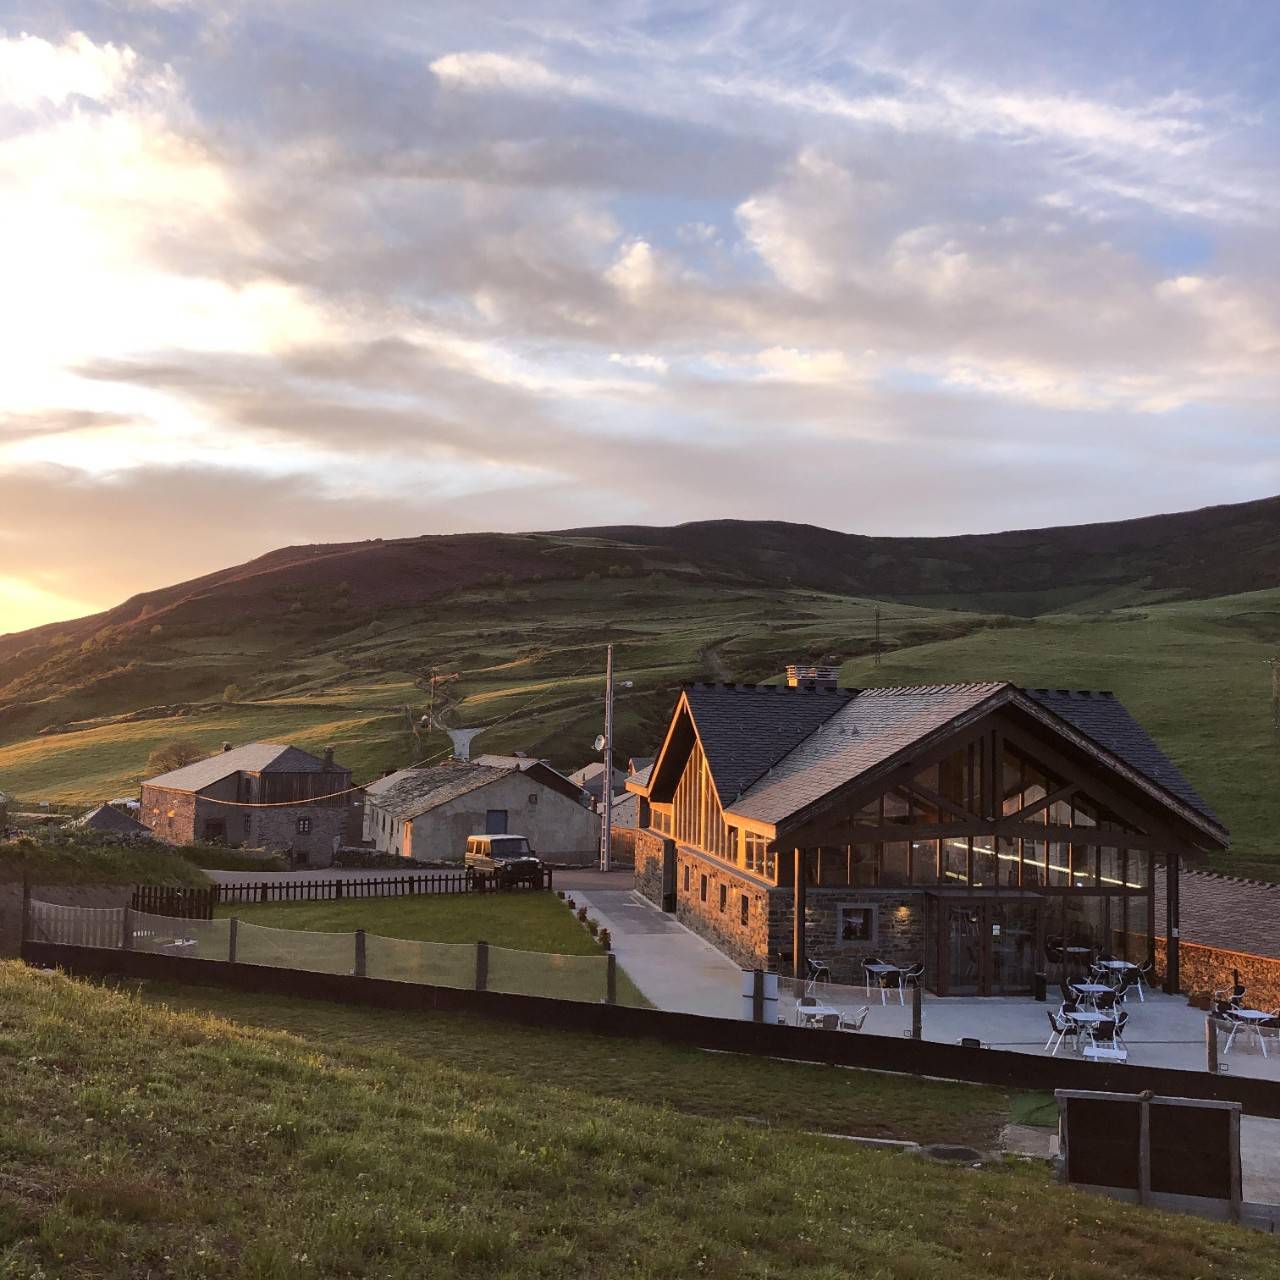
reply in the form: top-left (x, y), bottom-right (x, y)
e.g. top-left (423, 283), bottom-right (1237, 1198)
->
top-left (364, 762), bottom-right (512, 821)
top-left (1154, 867), bottom-right (1280, 961)
top-left (74, 803), bottom-right (154, 836)
top-left (143, 743), bottom-right (345, 792)
top-left (726, 683), bottom-right (1004, 824)
top-left (1021, 688), bottom-right (1221, 828)
top-left (684, 683), bottom-right (854, 805)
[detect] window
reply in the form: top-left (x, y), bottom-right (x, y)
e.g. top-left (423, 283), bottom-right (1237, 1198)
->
top-left (485, 809), bottom-right (508, 834)
top-left (699, 874), bottom-right (708, 903)
top-left (528, 793), bottom-right (538, 805)
top-left (838, 903), bottom-right (877, 945)
top-left (683, 864), bottom-right (690, 892)
top-left (739, 894), bottom-right (750, 926)
top-left (718, 884), bottom-right (727, 913)
top-left (296, 817), bottom-right (312, 835)
top-left (242, 816), bottom-right (251, 836)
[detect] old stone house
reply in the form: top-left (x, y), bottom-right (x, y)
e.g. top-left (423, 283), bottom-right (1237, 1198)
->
top-left (140, 742), bottom-right (360, 865)
top-left (74, 803), bottom-right (154, 839)
top-left (627, 678), bottom-right (1227, 995)
top-left (364, 760), bottom-right (599, 863)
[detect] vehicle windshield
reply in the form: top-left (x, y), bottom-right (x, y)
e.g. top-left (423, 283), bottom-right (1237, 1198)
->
top-left (488, 837), bottom-right (531, 856)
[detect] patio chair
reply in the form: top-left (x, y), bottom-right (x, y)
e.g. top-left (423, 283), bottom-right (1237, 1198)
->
top-left (1091, 1018), bottom-right (1119, 1046)
top-left (839, 1006), bottom-right (870, 1033)
top-left (794, 994), bottom-right (817, 1028)
top-left (1115, 974), bottom-right (1139, 1004)
top-left (878, 969), bottom-right (905, 1007)
top-left (1130, 958), bottom-right (1152, 1002)
top-left (1044, 1010), bottom-right (1076, 1056)
top-left (806, 956), bottom-right (832, 985)
top-left (901, 961), bottom-right (925, 990)
top-left (1058, 981), bottom-right (1078, 1006)
top-left (1094, 990), bottom-right (1118, 1012)
top-left (1114, 1010), bottom-right (1130, 1045)
top-left (818, 1012), bottom-right (840, 1031)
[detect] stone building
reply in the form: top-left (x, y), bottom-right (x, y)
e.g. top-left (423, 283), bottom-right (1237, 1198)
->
top-left (140, 743), bottom-right (360, 865)
top-left (74, 803), bottom-right (154, 839)
top-left (628, 679), bottom-right (1228, 995)
top-left (364, 760), bottom-right (599, 863)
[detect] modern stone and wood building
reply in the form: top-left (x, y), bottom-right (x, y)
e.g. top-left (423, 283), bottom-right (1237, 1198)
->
top-left (140, 743), bottom-right (359, 864)
top-left (627, 679), bottom-right (1228, 995)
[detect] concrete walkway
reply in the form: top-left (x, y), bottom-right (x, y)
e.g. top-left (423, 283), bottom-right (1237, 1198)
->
top-left (564, 874), bottom-right (743, 1019)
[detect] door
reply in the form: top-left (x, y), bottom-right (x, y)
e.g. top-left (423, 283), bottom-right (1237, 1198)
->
top-left (942, 899), bottom-right (1040, 995)
top-left (485, 809), bottom-right (508, 834)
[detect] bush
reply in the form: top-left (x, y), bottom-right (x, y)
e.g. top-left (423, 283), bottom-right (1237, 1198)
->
top-left (222, 683), bottom-right (243, 704)
top-left (598, 928), bottom-right (611, 951)
top-left (586, 918), bottom-right (599, 937)
top-left (333, 849), bottom-right (430, 870)
top-left (576, 906), bottom-right (589, 923)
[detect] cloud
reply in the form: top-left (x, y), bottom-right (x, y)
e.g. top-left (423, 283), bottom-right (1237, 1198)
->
top-left (430, 50), bottom-right (590, 97)
top-left (0, 31), bottom-right (139, 109)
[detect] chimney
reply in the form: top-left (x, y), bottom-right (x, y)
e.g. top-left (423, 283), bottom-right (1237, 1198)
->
top-left (785, 664), bottom-right (839, 690)
top-left (323, 746), bottom-right (334, 768)
top-left (221, 742), bottom-right (233, 752)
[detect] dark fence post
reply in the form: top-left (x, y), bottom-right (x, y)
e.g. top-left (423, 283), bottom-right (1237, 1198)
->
top-left (475, 940), bottom-right (489, 992)
top-left (606, 954), bottom-right (617, 1005)
top-left (752, 969), bottom-right (764, 1023)
top-left (354, 929), bottom-right (367, 978)
top-left (120, 906), bottom-right (132, 952)
top-left (912, 984), bottom-right (923, 1041)
top-left (336, 880), bottom-right (344, 901)
top-left (1206, 1016), bottom-right (1220, 1075)
top-left (546, 867), bottom-right (554, 894)
top-left (228, 917), bottom-right (239, 964)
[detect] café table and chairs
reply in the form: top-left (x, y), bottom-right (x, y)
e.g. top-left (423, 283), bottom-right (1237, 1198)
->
top-left (862, 960), bottom-right (907, 1006)
top-left (1222, 1006), bottom-right (1273, 1058)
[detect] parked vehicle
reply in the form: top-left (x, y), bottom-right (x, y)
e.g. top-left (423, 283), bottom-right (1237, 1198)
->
top-left (464, 834), bottom-right (544, 886)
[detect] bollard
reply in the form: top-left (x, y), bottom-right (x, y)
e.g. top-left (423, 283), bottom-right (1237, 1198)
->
top-left (354, 929), bottom-right (367, 978)
top-left (228, 917), bottom-right (239, 964)
top-left (912, 983), bottom-right (923, 1040)
top-left (606, 953), bottom-right (617, 1005)
top-left (1206, 1016), bottom-right (1220, 1075)
top-left (121, 906), bottom-right (133, 951)
top-left (475, 939), bottom-right (489, 992)
top-left (752, 969), bottom-right (765, 1023)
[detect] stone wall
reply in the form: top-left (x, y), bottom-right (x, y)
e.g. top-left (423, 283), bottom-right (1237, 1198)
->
top-left (0, 882), bottom-right (133, 958)
top-left (671, 847), bottom-right (776, 970)
top-left (1149, 935), bottom-right (1280, 1009)
top-left (633, 829), bottom-right (666, 905)
top-left (241, 800), bottom-right (347, 867)
top-left (799, 889), bottom-right (927, 983)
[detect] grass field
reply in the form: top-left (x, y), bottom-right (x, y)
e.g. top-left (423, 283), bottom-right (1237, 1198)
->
top-left (3, 963), bottom-right (1275, 1279)
top-left (218, 893), bottom-right (650, 1007)
top-left (0, 836), bottom-right (209, 888)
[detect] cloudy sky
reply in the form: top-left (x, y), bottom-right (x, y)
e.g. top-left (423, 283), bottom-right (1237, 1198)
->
top-left (2, 1), bottom-right (1278, 633)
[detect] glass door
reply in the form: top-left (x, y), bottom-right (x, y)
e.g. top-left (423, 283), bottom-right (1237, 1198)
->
top-left (947, 905), bottom-right (982, 994)
top-left (990, 902), bottom-right (1039, 995)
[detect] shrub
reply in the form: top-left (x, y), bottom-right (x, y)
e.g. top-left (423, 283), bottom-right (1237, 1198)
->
top-left (222, 683), bottom-right (243, 704)
top-left (586, 918), bottom-right (599, 937)
top-left (576, 906), bottom-right (588, 923)
top-left (598, 928), bottom-right (611, 951)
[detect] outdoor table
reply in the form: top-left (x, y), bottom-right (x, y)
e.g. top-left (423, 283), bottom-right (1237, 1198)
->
top-left (795, 1003), bottom-right (840, 1028)
top-left (1095, 959), bottom-right (1136, 971)
top-left (1069, 983), bottom-right (1111, 1004)
top-left (1226, 1009), bottom-right (1272, 1058)
top-left (1082, 1043), bottom-right (1128, 1063)
top-left (1062, 946), bottom-right (1093, 969)
top-left (863, 963), bottom-right (906, 1006)
top-left (1064, 1009), bottom-right (1105, 1026)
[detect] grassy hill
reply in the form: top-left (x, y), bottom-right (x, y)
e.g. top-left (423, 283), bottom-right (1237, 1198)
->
top-left (3, 962), bottom-right (1275, 1278)
top-left (0, 498), bottom-right (1277, 875)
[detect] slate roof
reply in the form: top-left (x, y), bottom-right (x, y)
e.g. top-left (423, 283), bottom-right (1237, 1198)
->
top-left (1154, 867), bottom-right (1280, 961)
top-left (74, 803), bottom-right (154, 837)
top-left (1022, 688), bottom-right (1220, 827)
top-left (365, 763), bottom-right (511, 821)
top-left (684, 683), bottom-right (854, 805)
top-left (143, 743), bottom-right (344, 793)
top-left (727, 684), bottom-right (1004, 825)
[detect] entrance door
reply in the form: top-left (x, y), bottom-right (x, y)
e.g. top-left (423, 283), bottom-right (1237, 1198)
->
top-left (942, 899), bottom-right (1040, 995)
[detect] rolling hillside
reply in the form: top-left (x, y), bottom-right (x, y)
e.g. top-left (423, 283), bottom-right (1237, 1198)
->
top-left (1, 496), bottom-right (1277, 875)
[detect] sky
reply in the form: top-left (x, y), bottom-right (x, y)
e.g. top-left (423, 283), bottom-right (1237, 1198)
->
top-left (2, 1), bottom-right (1278, 634)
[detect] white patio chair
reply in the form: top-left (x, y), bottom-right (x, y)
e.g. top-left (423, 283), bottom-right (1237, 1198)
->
top-left (839, 1006), bottom-right (870, 1033)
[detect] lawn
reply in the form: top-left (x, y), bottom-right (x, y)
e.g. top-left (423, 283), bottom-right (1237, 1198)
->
top-left (217, 892), bottom-right (650, 1007)
top-left (2, 962), bottom-right (1274, 1279)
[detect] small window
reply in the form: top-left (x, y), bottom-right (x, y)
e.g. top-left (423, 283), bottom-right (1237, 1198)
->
top-left (740, 895), bottom-right (750, 926)
top-left (699, 874), bottom-right (708, 903)
top-left (683, 865), bottom-right (690, 892)
top-left (485, 809), bottom-right (508, 835)
top-left (296, 817), bottom-right (312, 835)
top-left (718, 884), bottom-right (727, 913)
top-left (242, 816), bottom-right (251, 835)
top-left (528, 793), bottom-right (538, 805)
top-left (838, 903), bottom-right (877, 944)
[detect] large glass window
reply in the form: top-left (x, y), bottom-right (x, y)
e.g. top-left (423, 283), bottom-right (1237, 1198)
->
top-left (910, 839), bottom-right (939, 884)
top-left (880, 842), bottom-right (910, 886)
top-left (941, 837), bottom-right (969, 885)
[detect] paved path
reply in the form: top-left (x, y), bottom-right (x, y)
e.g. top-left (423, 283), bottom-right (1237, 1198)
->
top-left (565, 875), bottom-right (743, 1019)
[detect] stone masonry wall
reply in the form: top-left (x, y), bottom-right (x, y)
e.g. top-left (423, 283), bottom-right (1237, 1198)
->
top-left (1148, 935), bottom-right (1280, 1010)
top-left (633, 829), bottom-right (666, 906)
top-left (799, 890), bottom-right (927, 984)
top-left (672, 847), bottom-right (776, 971)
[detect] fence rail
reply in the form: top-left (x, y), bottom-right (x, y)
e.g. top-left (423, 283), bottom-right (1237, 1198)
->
top-left (26, 897), bottom-right (610, 1005)
top-left (131, 869), bottom-right (553, 918)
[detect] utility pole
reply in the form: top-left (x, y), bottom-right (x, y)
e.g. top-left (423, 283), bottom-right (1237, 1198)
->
top-left (600, 643), bottom-right (614, 873)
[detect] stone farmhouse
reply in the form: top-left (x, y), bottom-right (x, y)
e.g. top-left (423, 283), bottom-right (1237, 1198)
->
top-left (140, 743), bottom-right (360, 865)
top-left (364, 760), bottom-right (599, 863)
top-left (74, 803), bottom-right (154, 838)
top-left (626, 677), bottom-right (1227, 996)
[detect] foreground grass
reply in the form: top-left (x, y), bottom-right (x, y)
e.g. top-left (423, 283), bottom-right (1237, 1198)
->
top-left (139, 979), bottom-right (1010, 1147)
top-left (3, 965), bottom-right (1273, 1279)
top-left (0, 836), bottom-right (209, 888)
top-left (217, 893), bottom-right (649, 1007)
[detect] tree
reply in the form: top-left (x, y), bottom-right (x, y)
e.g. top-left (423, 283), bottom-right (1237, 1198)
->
top-left (146, 740), bottom-right (206, 776)
top-left (223, 683), bottom-right (243, 703)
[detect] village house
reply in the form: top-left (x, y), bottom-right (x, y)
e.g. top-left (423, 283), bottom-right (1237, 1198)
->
top-left (626, 675), bottom-right (1228, 996)
top-left (364, 760), bottom-right (599, 863)
top-left (74, 803), bottom-right (154, 839)
top-left (568, 761), bottom-right (628, 809)
top-left (140, 742), bottom-right (360, 865)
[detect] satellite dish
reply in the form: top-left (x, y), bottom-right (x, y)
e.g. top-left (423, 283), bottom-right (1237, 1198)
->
top-left (593, 734), bottom-right (606, 751)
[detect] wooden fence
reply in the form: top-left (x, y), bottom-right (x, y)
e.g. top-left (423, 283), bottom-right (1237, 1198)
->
top-left (132, 868), bottom-right (554, 918)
